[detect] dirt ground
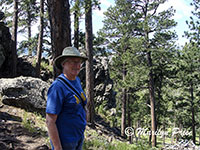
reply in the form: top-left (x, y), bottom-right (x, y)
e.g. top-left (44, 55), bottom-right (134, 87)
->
top-left (0, 104), bottom-right (50, 150)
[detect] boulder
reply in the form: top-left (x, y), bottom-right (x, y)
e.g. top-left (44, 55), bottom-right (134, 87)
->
top-left (0, 76), bottom-right (50, 116)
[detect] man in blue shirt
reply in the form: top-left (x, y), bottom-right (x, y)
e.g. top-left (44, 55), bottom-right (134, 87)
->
top-left (46, 47), bottom-right (88, 150)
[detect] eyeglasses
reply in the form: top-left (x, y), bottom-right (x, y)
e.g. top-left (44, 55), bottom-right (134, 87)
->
top-left (67, 60), bottom-right (82, 65)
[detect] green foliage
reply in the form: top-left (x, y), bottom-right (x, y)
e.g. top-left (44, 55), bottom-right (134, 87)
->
top-left (22, 111), bottom-right (36, 133)
top-left (41, 61), bottom-right (53, 73)
top-left (22, 111), bottom-right (47, 135)
top-left (18, 35), bottom-right (38, 56)
top-left (96, 101), bottom-right (118, 127)
top-left (171, 42), bottom-right (200, 129)
top-left (83, 138), bottom-right (154, 150)
top-left (32, 57), bottom-right (53, 73)
top-left (83, 138), bottom-right (115, 150)
top-left (184, 0), bottom-right (200, 44)
top-left (18, 0), bottom-right (39, 32)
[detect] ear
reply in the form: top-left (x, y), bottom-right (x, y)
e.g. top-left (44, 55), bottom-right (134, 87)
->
top-left (62, 59), bottom-right (67, 67)
top-left (62, 62), bottom-right (65, 68)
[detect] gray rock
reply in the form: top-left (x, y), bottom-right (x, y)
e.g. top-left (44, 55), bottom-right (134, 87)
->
top-left (0, 76), bottom-right (50, 116)
top-left (16, 56), bottom-right (53, 81)
top-left (79, 56), bottom-right (116, 109)
top-left (0, 21), bottom-right (12, 77)
top-left (0, 12), bottom-right (4, 21)
top-left (0, 45), bottom-right (5, 68)
top-left (93, 56), bottom-right (116, 109)
top-left (0, 141), bottom-right (8, 150)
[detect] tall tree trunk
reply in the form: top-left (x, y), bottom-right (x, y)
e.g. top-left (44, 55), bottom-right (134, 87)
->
top-left (147, 51), bottom-right (157, 147)
top-left (47, 0), bottom-right (71, 78)
top-left (190, 82), bottom-right (196, 144)
top-left (143, 2), bottom-right (157, 146)
top-left (74, 0), bottom-right (80, 49)
top-left (85, 0), bottom-right (95, 124)
top-left (127, 93), bottom-right (132, 144)
top-left (11, 0), bottom-right (18, 77)
top-left (35, 0), bottom-right (44, 77)
top-left (27, 7), bottom-right (32, 56)
top-left (121, 63), bottom-right (127, 137)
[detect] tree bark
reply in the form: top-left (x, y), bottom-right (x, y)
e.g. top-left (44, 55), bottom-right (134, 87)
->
top-left (127, 93), bottom-right (132, 144)
top-left (121, 63), bottom-right (127, 137)
top-left (35, 0), bottom-right (44, 77)
top-left (147, 51), bottom-right (157, 147)
top-left (11, 0), bottom-right (18, 77)
top-left (47, 0), bottom-right (71, 78)
top-left (74, 0), bottom-right (80, 49)
top-left (143, 1), bottom-right (157, 146)
top-left (27, 5), bottom-right (32, 56)
top-left (85, 0), bottom-right (95, 124)
top-left (190, 82), bottom-right (196, 144)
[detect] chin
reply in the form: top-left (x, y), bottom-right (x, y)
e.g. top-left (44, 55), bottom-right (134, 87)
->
top-left (72, 72), bottom-right (79, 76)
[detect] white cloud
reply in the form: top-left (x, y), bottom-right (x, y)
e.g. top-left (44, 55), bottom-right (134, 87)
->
top-left (158, 0), bottom-right (193, 20)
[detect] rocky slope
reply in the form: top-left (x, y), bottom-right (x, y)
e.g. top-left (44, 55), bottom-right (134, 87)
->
top-left (0, 104), bottom-right (49, 150)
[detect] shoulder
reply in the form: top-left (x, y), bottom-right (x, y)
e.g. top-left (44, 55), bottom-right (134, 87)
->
top-left (76, 76), bottom-right (81, 83)
top-left (48, 78), bottom-right (65, 92)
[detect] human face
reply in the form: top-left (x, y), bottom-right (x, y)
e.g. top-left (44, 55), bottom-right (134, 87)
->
top-left (62, 57), bottom-right (82, 80)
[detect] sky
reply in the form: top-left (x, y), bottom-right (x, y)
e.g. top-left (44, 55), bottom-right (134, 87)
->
top-left (91, 0), bottom-right (193, 46)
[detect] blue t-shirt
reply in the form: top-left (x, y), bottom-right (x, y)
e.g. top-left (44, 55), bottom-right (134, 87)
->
top-left (46, 73), bottom-right (87, 144)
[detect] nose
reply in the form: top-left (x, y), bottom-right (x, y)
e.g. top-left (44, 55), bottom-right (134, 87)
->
top-left (74, 63), bottom-right (81, 69)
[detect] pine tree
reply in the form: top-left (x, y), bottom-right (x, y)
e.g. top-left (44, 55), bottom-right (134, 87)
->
top-left (73, 0), bottom-right (81, 49)
top-left (35, 0), bottom-right (44, 77)
top-left (11, 0), bottom-right (18, 77)
top-left (100, 0), bottom-right (177, 146)
top-left (174, 43), bottom-right (200, 144)
top-left (181, 0), bottom-right (200, 144)
top-left (18, 0), bottom-right (39, 56)
top-left (85, 0), bottom-right (95, 125)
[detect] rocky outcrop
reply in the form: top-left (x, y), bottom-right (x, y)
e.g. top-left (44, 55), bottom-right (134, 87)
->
top-left (0, 12), bottom-right (12, 78)
top-left (93, 56), bottom-right (116, 109)
top-left (80, 56), bottom-right (116, 109)
top-left (0, 76), bottom-right (50, 116)
top-left (16, 56), bottom-right (53, 81)
top-left (17, 56), bottom-right (37, 77)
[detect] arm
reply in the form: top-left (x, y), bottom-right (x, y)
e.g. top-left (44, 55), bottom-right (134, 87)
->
top-left (46, 113), bottom-right (62, 150)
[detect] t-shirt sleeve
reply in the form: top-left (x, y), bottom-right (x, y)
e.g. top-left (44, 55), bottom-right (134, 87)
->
top-left (46, 82), bottom-right (64, 115)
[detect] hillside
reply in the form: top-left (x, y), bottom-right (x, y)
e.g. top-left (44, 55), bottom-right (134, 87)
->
top-left (0, 100), bottom-right (128, 150)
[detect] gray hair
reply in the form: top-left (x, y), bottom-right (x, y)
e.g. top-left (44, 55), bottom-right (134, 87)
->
top-left (61, 58), bottom-right (68, 68)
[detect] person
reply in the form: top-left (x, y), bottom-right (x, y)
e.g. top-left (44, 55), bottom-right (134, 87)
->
top-left (46, 47), bottom-right (88, 150)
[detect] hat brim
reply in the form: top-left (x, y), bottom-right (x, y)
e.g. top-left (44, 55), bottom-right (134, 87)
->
top-left (54, 55), bottom-right (88, 70)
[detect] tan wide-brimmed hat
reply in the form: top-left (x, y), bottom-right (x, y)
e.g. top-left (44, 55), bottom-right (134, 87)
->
top-left (54, 47), bottom-right (88, 70)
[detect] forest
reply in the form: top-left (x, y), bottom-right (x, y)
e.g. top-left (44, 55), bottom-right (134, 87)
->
top-left (0, 0), bottom-right (200, 149)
